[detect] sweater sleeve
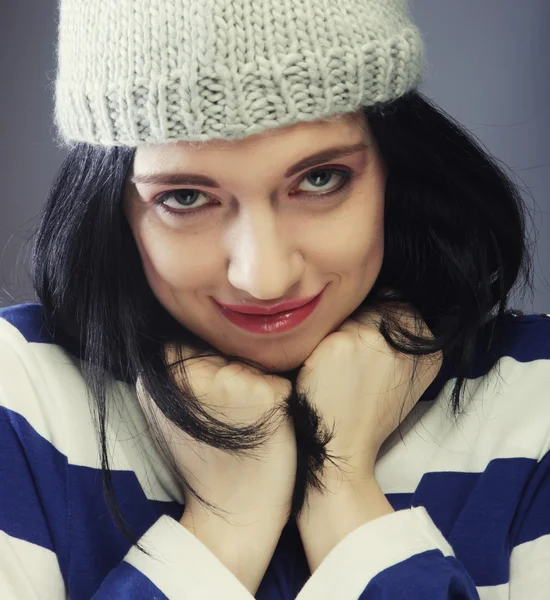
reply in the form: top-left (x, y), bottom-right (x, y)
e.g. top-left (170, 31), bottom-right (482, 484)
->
top-left (508, 449), bottom-right (550, 599)
top-left (293, 408), bottom-right (550, 599)
top-left (0, 317), bottom-right (254, 600)
top-left (0, 319), bottom-right (69, 599)
top-left (0, 410), bottom-right (252, 600)
top-left (296, 507), bottom-right (480, 600)
top-left (94, 516), bottom-right (254, 599)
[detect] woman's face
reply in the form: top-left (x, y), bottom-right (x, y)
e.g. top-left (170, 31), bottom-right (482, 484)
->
top-left (124, 111), bottom-right (386, 371)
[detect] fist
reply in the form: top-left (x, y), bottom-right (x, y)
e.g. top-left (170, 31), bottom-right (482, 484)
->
top-left (297, 305), bottom-right (443, 478)
top-left (137, 349), bottom-right (297, 525)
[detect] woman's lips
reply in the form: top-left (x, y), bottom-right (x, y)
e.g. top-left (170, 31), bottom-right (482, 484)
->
top-left (213, 290), bottom-right (325, 334)
top-left (216, 293), bottom-right (320, 316)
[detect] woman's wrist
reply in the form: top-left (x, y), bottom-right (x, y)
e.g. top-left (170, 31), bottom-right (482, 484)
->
top-left (180, 505), bottom-right (287, 595)
top-left (297, 471), bottom-right (394, 573)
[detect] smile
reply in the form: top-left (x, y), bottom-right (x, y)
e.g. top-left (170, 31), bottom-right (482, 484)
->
top-left (212, 290), bottom-right (325, 334)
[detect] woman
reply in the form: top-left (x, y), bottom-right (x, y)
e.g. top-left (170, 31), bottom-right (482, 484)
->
top-left (0, 0), bottom-right (548, 598)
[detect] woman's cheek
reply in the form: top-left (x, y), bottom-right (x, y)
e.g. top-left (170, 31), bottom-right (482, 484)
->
top-left (303, 199), bottom-right (384, 273)
top-left (135, 224), bottom-right (218, 293)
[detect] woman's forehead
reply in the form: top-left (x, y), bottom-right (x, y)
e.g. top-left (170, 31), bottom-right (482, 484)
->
top-left (134, 111), bottom-right (368, 163)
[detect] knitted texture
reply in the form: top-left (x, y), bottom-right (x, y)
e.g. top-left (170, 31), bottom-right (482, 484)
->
top-left (53, 0), bottom-right (425, 147)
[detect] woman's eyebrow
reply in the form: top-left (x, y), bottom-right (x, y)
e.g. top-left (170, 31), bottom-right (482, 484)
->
top-left (129, 142), bottom-right (369, 188)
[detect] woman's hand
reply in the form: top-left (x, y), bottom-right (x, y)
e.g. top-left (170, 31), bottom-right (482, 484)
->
top-left (138, 349), bottom-right (296, 525)
top-left (297, 303), bottom-right (443, 483)
top-left (295, 303), bottom-right (443, 572)
top-left (136, 350), bottom-right (296, 594)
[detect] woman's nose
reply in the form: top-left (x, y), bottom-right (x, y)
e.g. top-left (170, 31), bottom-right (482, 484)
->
top-left (226, 210), bottom-right (304, 300)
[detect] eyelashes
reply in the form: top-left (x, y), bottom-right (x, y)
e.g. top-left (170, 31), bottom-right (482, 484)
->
top-left (153, 167), bottom-right (358, 218)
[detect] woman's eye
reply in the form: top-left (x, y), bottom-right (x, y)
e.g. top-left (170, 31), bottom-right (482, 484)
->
top-left (295, 168), bottom-right (350, 195)
top-left (156, 190), bottom-right (211, 212)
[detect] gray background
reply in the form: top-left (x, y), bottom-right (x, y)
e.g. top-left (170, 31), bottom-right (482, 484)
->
top-left (1, 0), bottom-right (548, 311)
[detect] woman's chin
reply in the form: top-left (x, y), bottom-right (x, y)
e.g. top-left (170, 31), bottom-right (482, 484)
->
top-left (243, 349), bottom-right (310, 374)
top-left (218, 338), bottom-right (318, 374)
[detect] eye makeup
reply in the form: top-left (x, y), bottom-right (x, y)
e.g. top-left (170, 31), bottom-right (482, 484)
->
top-left (153, 166), bottom-right (359, 219)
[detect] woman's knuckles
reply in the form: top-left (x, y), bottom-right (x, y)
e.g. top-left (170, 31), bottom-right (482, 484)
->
top-left (142, 351), bottom-right (296, 517)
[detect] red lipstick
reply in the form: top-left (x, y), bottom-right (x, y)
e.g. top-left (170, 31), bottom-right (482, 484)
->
top-left (213, 289), bottom-right (325, 334)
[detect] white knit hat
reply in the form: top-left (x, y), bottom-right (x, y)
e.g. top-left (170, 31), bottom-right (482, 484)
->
top-left (53, 0), bottom-right (425, 147)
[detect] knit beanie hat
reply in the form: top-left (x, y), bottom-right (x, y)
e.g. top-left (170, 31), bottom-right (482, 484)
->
top-left (53, 0), bottom-right (425, 147)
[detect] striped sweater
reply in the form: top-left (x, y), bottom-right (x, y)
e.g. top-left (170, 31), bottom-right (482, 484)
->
top-left (0, 302), bottom-right (549, 599)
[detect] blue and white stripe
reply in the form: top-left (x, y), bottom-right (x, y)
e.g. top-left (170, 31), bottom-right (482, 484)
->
top-left (1, 303), bottom-right (549, 599)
